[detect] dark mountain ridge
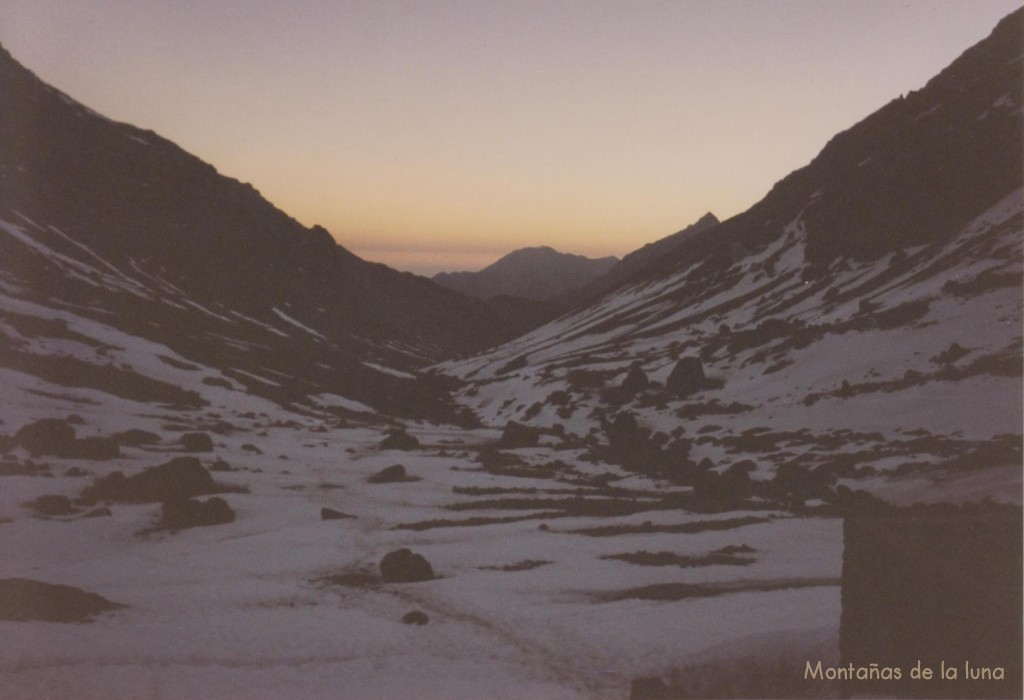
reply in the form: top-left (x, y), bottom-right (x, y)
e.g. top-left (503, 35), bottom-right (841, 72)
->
top-left (442, 8), bottom-right (1022, 433)
top-left (0, 42), bottom-right (541, 362)
top-left (0, 42), bottom-right (553, 418)
top-left (641, 9), bottom-right (1023, 285)
top-left (559, 212), bottom-right (720, 307)
top-left (433, 247), bottom-right (618, 301)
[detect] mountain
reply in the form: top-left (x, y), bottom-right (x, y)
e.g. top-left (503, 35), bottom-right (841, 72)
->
top-left (439, 9), bottom-right (1023, 506)
top-left (2, 11), bottom-right (1022, 700)
top-left (433, 247), bottom-right (619, 301)
top-left (559, 212), bottom-right (720, 306)
top-left (0, 43), bottom-right (551, 419)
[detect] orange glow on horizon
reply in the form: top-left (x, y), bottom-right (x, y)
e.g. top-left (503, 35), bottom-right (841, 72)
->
top-left (1, 1), bottom-right (1020, 276)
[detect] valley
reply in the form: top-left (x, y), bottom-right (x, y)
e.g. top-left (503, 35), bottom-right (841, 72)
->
top-left (0, 7), bottom-right (1021, 700)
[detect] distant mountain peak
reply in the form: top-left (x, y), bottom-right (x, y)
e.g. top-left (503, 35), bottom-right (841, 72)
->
top-left (433, 247), bottom-right (619, 301)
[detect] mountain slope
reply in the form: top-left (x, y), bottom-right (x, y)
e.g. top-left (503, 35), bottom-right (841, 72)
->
top-left (559, 212), bottom-right (720, 306)
top-left (433, 247), bottom-right (618, 301)
top-left (0, 43), bottom-right (548, 418)
top-left (439, 9), bottom-right (1024, 504)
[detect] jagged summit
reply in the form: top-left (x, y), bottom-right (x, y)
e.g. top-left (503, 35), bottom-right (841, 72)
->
top-left (560, 211), bottom-right (721, 306)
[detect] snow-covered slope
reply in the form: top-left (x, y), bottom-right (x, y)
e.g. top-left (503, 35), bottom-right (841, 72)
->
top-left (440, 10), bottom-right (1024, 507)
top-left (1, 9), bottom-right (1021, 700)
top-left (0, 41), bottom-right (546, 420)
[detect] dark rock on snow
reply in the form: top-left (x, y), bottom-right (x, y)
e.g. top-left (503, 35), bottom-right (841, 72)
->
top-left (180, 432), bottom-right (214, 452)
top-left (158, 497), bottom-right (235, 529)
top-left (367, 464), bottom-right (416, 484)
top-left (80, 456), bottom-right (222, 504)
top-left (0, 578), bottom-right (123, 622)
top-left (666, 357), bottom-right (707, 396)
top-left (620, 365), bottom-right (650, 398)
top-left (380, 548), bottom-right (435, 583)
top-left (27, 494), bottom-right (75, 516)
top-left (379, 429), bottom-right (420, 451)
top-left (401, 610), bottom-right (430, 625)
top-left (320, 507), bottom-right (355, 521)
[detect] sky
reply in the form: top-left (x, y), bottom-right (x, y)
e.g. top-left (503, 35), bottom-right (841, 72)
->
top-left (1, 1), bottom-right (1020, 275)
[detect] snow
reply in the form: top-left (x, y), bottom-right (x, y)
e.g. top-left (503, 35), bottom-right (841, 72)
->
top-left (0, 150), bottom-right (1019, 699)
top-left (228, 311), bottom-right (290, 338)
top-left (229, 368), bottom-right (284, 387)
top-left (272, 307), bottom-right (326, 340)
top-left (0, 415), bottom-right (843, 700)
top-left (362, 362), bottom-right (416, 379)
top-left (310, 393), bottom-right (377, 414)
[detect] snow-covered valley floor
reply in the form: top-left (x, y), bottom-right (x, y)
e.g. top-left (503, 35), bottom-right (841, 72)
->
top-left (0, 396), bottom-right (843, 700)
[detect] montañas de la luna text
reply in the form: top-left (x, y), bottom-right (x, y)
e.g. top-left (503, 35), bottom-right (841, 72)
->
top-left (804, 661), bottom-right (1006, 682)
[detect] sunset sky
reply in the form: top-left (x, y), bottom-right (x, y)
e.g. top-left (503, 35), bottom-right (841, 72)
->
top-left (1, 1), bottom-right (1020, 275)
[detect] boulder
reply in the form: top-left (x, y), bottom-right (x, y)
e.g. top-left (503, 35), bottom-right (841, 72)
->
top-left (367, 464), bottom-right (415, 484)
top-left (666, 357), bottom-right (706, 396)
top-left (379, 429), bottom-right (420, 451)
top-left (401, 610), bottom-right (430, 625)
top-left (180, 432), bottom-right (214, 452)
top-left (380, 548), bottom-right (435, 583)
top-left (0, 578), bottom-right (123, 622)
top-left (620, 365), bottom-right (650, 397)
top-left (81, 456), bottom-right (218, 504)
top-left (15, 419), bottom-right (76, 456)
top-left (159, 497), bottom-right (235, 529)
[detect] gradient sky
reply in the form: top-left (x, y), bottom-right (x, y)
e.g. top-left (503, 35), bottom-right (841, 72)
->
top-left (1, 1), bottom-right (1020, 275)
